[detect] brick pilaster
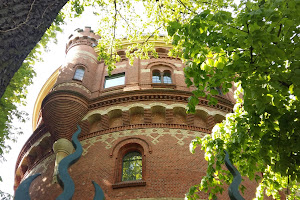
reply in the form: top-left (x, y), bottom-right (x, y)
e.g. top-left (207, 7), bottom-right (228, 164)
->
top-left (122, 111), bottom-right (130, 126)
top-left (102, 114), bottom-right (109, 129)
top-left (206, 115), bottom-right (215, 130)
top-left (166, 109), bottom-right (173, 124)
top-left (144, 109), bottom-right (152, 124)
top-left (27, 154), bottom-right (36, 168)
top-left (187, 114), bottom-right (195, 126)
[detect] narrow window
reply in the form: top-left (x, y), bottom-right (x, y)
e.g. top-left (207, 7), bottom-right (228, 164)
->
top-left (163, 70), bottom-right (172, 84)
top-left (152, 70), bottom-right (161, 83)
top-left (104, 72), bottom-right (125, 88)
top-left (122, 151), bottom-right (142, 181)
top-left (73, 67), bottom-right (85, 81)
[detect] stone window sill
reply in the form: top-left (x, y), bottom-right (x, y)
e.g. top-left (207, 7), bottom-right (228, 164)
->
top-left (112, 180), bottom-right (146, 189)
top-left (151, 83), bottom-right (176, 89)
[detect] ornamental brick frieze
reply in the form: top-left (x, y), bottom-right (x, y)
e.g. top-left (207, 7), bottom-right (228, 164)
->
top-left (80, 128), bottom-right (207, 156)
top-left (80, 124), bottom-right (209, 145)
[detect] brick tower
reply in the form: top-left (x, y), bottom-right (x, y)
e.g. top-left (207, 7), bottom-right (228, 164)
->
top-left (14, 27), bottom-right (257, 200)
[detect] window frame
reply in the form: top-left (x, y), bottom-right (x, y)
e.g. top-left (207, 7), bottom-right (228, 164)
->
top-left (162, 70), bottom-right (172, 84)
top-left (112, 143), bottom-right (146, 189)
top-left (151, 69), bottom-right (173, 84)
top-left (73, 66), bottom-right (85, 81)
top-left (104, 72), bottom-right (125, 89)
top-left (152, 70), bottom-right (162, 83)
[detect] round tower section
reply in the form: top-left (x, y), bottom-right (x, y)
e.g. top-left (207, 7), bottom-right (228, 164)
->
top-left (54, 26), bottom-right (101, 98)
top-left (14, 31), bottom-right (260, 200)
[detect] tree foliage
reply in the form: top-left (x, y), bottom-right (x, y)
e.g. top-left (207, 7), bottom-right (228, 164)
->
top-left (85, 0), bottom-right (300, 198)
top-left (1, 0), bottom-right (299, 199)
top-left (166, 0), bottom-right (300, 199)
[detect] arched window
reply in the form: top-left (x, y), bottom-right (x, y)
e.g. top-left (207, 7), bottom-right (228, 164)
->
top-left (122, 151), bottom-right (142, 181)
top-left (152, 69), bottom-right (172, 84)
top-left (73, 67), bottom-right (85, 81)
top-left (163, 70), bottom-right (172, 84)
top-left (152, 70), bottom-right (161, 83)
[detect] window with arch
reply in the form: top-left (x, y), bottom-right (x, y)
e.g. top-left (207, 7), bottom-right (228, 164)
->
top-left (122, 151), bottom-right (142, 181)
top-left (73, 67), bottom-right (85, 81)
top-left (112, 142), bottom-right (147, 188)
top-left (152, 69), bottom-right (172, 84)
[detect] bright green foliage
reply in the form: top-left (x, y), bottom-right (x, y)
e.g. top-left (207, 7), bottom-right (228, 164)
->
top-left (166, 0), bottom-right (300, 199)
top-left (2, 0), bottom-right (300, 199)
top-left (82, 0), bottom-right (300, 198)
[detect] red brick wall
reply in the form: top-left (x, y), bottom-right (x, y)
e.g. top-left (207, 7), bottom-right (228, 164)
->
top-left (26, 129), bottom-right (259, 200)
top-left (15, 38), bottom-right (242, 199)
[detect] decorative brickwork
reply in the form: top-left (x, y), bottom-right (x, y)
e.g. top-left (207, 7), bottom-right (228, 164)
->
top-left (52, 82), bottom-right (92, 95)
top-left (13, 29), bottom-right (255, 200)
top-left (122, 110), bottom-right (130, 126)
top-left (42, 90), bottom-right (89, 140)
top-left (80, 128), bottom-right (206, 155)
top-left (186, 114), bottom-right (194, 126)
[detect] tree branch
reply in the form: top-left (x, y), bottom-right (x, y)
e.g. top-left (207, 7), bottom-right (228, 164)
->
top-left (277, 24), bottom-right (282, 37)
top-left (176, 0), bottom-right (198, 15)
top-left (117, 10), bottom-right (133, 31)
top-left (110, 0), bottom-right (117, 57)
top-left (226, 24), bottom-right (248, 33)
top-left (141, 26), bottom-right (162, 45)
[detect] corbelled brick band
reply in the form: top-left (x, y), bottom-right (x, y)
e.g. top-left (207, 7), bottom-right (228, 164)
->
top-left (42, 90), bottom-right (88, 140)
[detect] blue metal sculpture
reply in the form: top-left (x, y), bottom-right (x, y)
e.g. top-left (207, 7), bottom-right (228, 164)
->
top-left (56, 125), bottom-right (83, 200)
top-left (224, 150), bottom-right (245, 200)
top-left (92, 181), bottom-right (105, 200)
top-left (15, 173), bottom-right (41, 200)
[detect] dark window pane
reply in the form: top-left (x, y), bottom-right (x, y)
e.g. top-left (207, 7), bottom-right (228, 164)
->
top-left (152, 71), bottom-right (161, 83)
top-left (122, 152), bottom-right (142, 181)
top-left (163, 71), bottom-right (172, 84)
top-left (73, 68), bottom-right (85, 81)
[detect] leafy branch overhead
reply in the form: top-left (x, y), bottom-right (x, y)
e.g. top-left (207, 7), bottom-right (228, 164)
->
top-left (1, 0), bottom-right (299, 199)
top-left (166, 0), bottom-right (300, 199)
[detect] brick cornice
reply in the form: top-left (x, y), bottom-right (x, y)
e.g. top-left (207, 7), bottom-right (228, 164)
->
top-left (89, 89), bottom-right (234, 113)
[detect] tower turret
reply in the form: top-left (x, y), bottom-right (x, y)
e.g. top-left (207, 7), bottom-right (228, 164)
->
top-left (41, 27), bottom-right (100, 141)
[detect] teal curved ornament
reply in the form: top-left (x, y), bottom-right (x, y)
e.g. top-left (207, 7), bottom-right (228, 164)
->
top-left (92, 181), bottom-right (105, 200)
top-left (56, 125), bottom-right (83, 200)
top-left (15, 173), bottom-right (41, 200)
top-left (224, 150), bottom-right (245, 200)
